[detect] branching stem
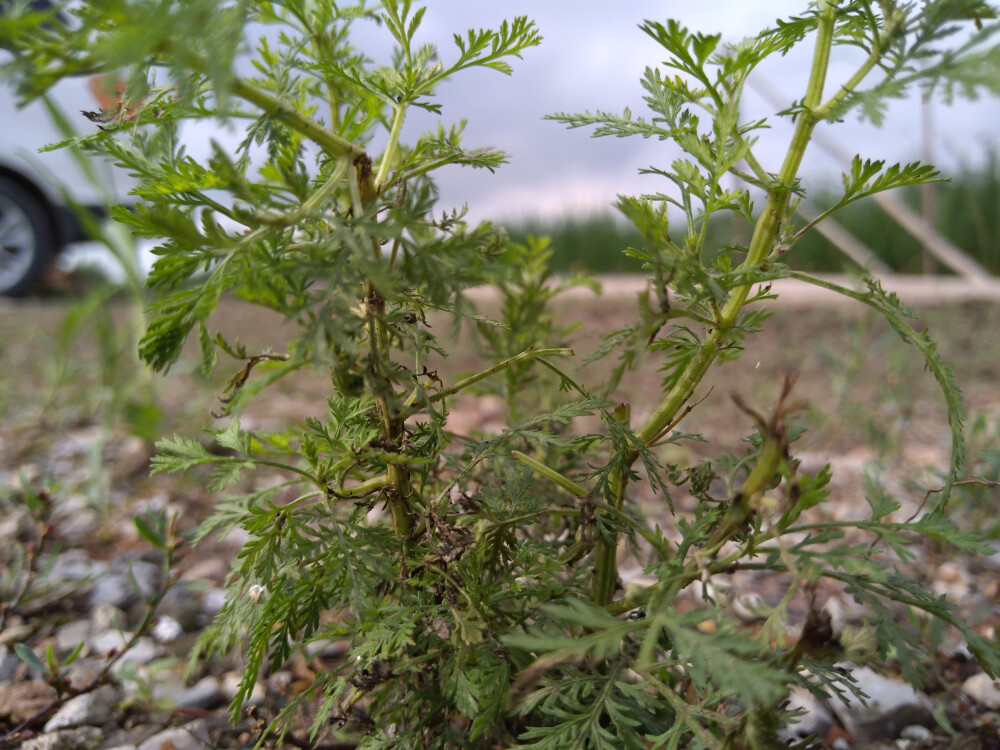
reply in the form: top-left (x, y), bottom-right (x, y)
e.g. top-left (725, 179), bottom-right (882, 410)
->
top-left (592, 403), bottom-right (631, 606)
top-left (256, 158), bottom-right (350, 226)
top-left (229, 76), bottom-right (364, 159)
top-left (632, 2), bottom-right (837, 451)
top-left (605, 2), bottom-right (839, 615)
top-left (404, 348), bottom-right (574, 410)
top-left (376, 103), bottom-right (407, 190)
top-left (510, 450), bottom-right (588, 497)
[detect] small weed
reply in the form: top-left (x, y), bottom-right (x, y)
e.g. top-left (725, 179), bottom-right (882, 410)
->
top-left (3, 2), bottom-right (1000, 748)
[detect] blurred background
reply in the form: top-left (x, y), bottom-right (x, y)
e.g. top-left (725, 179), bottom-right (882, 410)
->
top-left (2, 0), bottom-right (999, 290)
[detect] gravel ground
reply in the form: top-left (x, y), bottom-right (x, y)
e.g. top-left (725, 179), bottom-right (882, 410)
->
top-left (1, 277), bottom-right (1000, 749)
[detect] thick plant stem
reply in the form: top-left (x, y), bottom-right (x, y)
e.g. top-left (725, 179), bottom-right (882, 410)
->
top-left (229, 76), bottom-right (364, 160)
top-left (633, 3), bottom-right (836, 451)
top-left (603, 3), bottom-right (837, 610)
top-left (365, 282), bottom-right (413, 538)
top-left (592, 402), bottom-right (631, 606)
top-left (376, 103), bottom-right (407, 190)
top-left (510, 450), bottom-right (588, 497)
top-left (352, 147), bottom-right (413, 538)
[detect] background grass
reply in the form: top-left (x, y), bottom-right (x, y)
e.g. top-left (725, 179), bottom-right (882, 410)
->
top-left (504, 158), bottom-right (1000, 275)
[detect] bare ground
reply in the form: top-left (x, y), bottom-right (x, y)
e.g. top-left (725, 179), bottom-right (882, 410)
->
top-left (1, 275), bottom-right (1000, 748)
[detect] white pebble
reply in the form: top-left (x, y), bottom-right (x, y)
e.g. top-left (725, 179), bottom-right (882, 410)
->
top-left (962, 672), bottom-right (1000, 710)
top-left (152, 615), bottom-right (184, 643)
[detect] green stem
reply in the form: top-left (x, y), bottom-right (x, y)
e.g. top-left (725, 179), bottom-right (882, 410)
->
top-left (327, 473), bottom-right (393, 500)
top-left (256, 158), bottom-right (349, 226)
top-left (636, 612), bottom-right (666, 670)
top-left (510, 450), bottom-right (587, 497)
top-left (347, 145), bottom-right (412, 537)
top-left (281, 477), bottom-right (391, 513)
top-left (364, 288), bottom-right (413, 537)
top-left (814, 10), bottom-right (907, 121)
top-left (733, 138), bottom-right (773, 185)
top-left (592, 403), bottom-right (631, 606)
top-left (405, 347), bottom-right (574, 409)
top-left (599, 5), bottom-right (840, 616)
top-left (632, 3), bottom-right (837, 450)
top-left (229, 76), bottom-right (364, 159)
top-left (346, 155), bottom-right (365, 214)
top-left (375, 103), bottom-right (407, 190)
top-left (392, 154), bottom-right (475, 184)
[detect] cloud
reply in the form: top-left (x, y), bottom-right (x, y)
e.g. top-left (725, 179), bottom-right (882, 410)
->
top-left (414, 3), bottom-right (1000, 221)
top-left (10, 2), bottom-right (1000, 229)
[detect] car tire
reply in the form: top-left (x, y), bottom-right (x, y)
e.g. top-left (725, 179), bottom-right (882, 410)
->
top-left (0, 175), bottom-right (58, 297)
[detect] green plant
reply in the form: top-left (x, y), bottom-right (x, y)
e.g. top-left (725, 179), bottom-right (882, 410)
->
top-left (4, 2), bottom-right (1000, 747)
top-left (792, 150), bottom-right (1000, 275)
top-left (37, 94), bottom-right (165, 442)
top-left (505, 215), bottom-right (647, 275)
top-left (0, 473), bottom-right (58, 633)
top-left (955, 411), bottom-right (1000, 533)
top-left (0, 494), bottom-right (182, 745)
top-left (810, 312), bottom-right (916, 459)
top-left (474, 236), bottom-right (597, 422)
top-left (116, 656), bottom-right (183, 716)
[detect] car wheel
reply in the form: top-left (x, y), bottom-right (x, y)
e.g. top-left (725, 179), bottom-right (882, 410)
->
top-left (0, 175), bottom-right (58, 297)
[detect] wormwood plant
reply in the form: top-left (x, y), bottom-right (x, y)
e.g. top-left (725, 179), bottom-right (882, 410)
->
top-left (4, 1), bottom-right (1000, 747)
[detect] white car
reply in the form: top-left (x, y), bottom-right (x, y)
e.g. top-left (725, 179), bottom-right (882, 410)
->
top-left (0, 1), bottom-right (134, 296)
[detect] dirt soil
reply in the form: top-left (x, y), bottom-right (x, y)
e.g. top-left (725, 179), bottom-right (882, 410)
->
top-left (1, 276), bottom-right (1000, 748)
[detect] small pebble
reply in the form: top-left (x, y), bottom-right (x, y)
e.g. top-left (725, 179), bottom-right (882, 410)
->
top-left (827, 664), bottom-right (933, 741)
top-left (136, 725), bottom-right (212, 750)
top-left (89, 575), bottom-right (136, 609)
top-left (47, 550), bottom-right (108, 583)
top-left (89, 631), bottom-right (162, 671)
top-left (200, 588), bottom-right (228, 616)
top-left (268, 670), bottom-right (294, 696)
top-left (0, 506), bottom-right (36, 545)
top-left (0, 645), bottom-right (21, 682)
top-left (63, 659), bottom-right (104, 691)
top-left (180, 558), bottom-right (229, 583)
top-left (44, 684), bottom-right (121, 732)
top-left (121, 560), bottom-right (162, 600)
top-left (151, 615), bottom-right (184, 643)
top-left (171, 676), bottom-right (225, 710)
top-left (21, 727), bottom-right (103, 750)
top-left (779, 685), bottom-right (835, 742)
top-left (932, 561), bottom-right (971, 600)
top-left (50, 496), bottom-right (99, 543)
top-left (731, 592), bottom-right (767, 622)
top-left (155, 587), bottom-right (203, 631)
top-left (936, 562), bottom-right (963, 583)
top-left (0, 681), bottom-right (57, 723)
top-left (900, 723), bottom-right (933, 742)
top-left (90, 603), bottom-right (127, 631)
top-left (221, 671), bottom-right (266, 703)
top-left (54, 620), bottom-right (93, 655)
top-left (962, 672), bottom-right (1000, 710)
top-left (823, 594), bottom-right (866, 632)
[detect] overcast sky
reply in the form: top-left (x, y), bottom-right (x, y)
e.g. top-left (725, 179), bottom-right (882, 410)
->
top-left (10, 2), bottom-right (1000, 228)
top-left (342, 2), bottom-right (1000, 223)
